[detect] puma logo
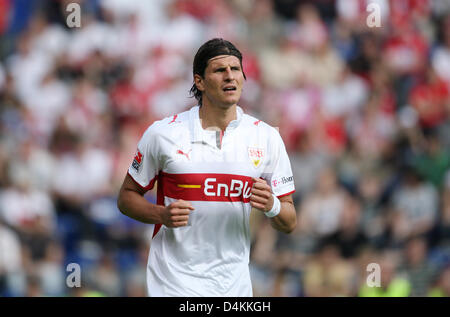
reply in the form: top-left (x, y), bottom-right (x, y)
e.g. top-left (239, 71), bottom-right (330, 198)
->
top-left (169, 114), bottom-right (180, 124)
top-left (176, 149), bottom-right (191, 160)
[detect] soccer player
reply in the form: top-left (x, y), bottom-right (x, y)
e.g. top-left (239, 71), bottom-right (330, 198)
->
top-left (117, 38), bottom-right (297, 296)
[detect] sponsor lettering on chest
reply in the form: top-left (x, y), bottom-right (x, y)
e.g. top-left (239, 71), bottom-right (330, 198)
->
top-left (162, 173), bottom-right (254, 202)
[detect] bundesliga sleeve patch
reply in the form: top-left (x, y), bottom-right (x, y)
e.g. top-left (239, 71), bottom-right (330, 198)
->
top-left (132, 149), bottom-right (143, 172)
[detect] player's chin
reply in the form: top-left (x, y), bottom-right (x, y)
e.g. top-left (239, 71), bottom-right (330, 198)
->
top-left (221, 93), bottom-right (241, 105)
top-left (219, 101), bottom-right (238, 109)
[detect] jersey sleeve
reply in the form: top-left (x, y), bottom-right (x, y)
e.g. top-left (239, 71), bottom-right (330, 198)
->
top-left (264, 129), bottom-right (295, 198)
top-left (127, 126), bottom-right (161, 191)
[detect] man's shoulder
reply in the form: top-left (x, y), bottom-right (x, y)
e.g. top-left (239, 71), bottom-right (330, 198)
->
top-left (241, 112), bottom-right (278, 134)
top-left (137, 109), bottom-right (193, 147)
top-left (240, 112), bottom-right (287, 149)
top-left (145, 108), bottom-right (192, 133)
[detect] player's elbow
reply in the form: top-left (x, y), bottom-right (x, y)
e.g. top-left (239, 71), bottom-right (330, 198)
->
top-left (277, 201), bottom-right (297, 234)
top-left (284, 213), bottom-right (297, 234)
top-left (284, 221), bottom-right (296, 234)
top-left (117, 190), bottom-right (128, 215)
top-left (273, 218), bottom-right (296, 234)
top-left (117, 196), bottom-right (124, 214)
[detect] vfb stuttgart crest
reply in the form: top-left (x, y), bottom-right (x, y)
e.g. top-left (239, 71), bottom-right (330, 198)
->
top-left (248, 147), bottom-right (265, 168)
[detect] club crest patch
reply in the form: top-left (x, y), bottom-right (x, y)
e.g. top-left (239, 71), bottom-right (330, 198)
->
top-left (248, 147), bottom-right (265, 168)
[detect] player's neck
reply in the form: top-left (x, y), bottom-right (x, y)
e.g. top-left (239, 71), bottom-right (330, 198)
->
top-left (199, 102), bottom-right (237, 132)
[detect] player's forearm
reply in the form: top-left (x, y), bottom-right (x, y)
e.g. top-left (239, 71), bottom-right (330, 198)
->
top-left (117, 189), bottom-right (165, 224)
top-left (269, 202), bottom-right (297, 234)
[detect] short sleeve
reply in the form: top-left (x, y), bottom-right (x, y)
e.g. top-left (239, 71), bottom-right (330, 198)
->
top-left (264, 129), bottom-right (295, 198)
top-left (127, 126), bottom-right (160, 191)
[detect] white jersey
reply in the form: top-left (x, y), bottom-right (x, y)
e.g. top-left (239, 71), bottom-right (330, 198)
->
top-left (128, 105), bottom-right (295, 297)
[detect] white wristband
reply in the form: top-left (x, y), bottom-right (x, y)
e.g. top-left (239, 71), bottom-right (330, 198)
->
top-left (264, 194), bottom-right (281, 218)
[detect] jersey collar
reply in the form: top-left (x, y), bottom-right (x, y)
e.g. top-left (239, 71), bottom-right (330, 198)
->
top-left (189, 105), bottom-right (243, 143)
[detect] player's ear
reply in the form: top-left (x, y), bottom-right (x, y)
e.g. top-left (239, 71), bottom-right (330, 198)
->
top-left (194, 74), bottom-right (204, 92)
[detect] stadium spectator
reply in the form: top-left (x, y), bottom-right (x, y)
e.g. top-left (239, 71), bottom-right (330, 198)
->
top-left (390, 167), bottom-right (439, 246)
top-left (399, 235), bottom-right (438, 296)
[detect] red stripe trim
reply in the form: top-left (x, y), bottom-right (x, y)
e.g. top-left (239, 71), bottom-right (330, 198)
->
top-left (152, 174), bottom-right (165, 238)
top-left (153, 224), bottom-right (162, 238)
top-left (277, 189), bottom-right (295, 199)
top-left (127, 171), bottom-right (157, 191)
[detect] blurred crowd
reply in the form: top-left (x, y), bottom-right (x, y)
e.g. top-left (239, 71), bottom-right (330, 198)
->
top-left (0, 0), bottom-right (450, 297)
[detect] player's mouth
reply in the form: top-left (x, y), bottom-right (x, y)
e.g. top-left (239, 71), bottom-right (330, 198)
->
top-left (222, 85), bottom-right (237, 94)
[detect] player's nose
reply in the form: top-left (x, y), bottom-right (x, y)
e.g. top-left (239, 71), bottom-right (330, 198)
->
top-left (224, 66), bottom-right (234, 81)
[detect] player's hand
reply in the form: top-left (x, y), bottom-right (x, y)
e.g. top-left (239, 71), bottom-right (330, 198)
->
top-left (250, 177), bottom-right (274, 212)
top-left (161, 200), bottom-right (194, 228)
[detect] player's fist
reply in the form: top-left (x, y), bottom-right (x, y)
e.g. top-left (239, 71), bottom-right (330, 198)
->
top-left (161, 200), bottom-right (194, 228)
top-left (250, 177), bottom-right (274, 212)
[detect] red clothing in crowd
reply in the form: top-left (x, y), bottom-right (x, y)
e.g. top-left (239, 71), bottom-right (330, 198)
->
top-left (410, 78), bottom-right (449, 128)
top-left (0, 0), bottom-right (11, 34)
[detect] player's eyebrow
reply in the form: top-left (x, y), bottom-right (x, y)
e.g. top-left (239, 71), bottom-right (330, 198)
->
top-left (211, 64), bottom-right (241, 72)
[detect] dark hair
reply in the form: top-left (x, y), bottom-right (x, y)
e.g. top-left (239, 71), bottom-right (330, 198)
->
top-left (189, 38), bottom-right (246, 105)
